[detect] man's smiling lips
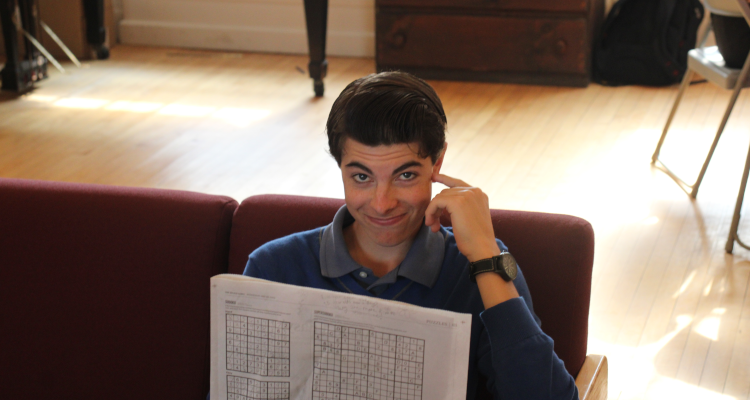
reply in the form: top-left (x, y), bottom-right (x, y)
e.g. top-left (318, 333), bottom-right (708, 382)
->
top-left (364, 213), bottom-right (407, 226)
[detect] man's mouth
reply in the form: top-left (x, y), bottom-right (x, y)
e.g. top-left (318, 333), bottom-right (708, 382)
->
top-left (365, 214), bottom-right (407, 226)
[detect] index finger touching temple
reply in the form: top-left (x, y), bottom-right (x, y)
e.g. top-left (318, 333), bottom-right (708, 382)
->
top-left (433, 173), bottom-right (471, 188)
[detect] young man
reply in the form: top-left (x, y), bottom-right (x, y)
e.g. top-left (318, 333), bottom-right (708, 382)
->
top-left (244, 72), bottom-right (578, 399)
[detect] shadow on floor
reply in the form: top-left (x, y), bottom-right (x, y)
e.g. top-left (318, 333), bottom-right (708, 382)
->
top-left (0, 89), bottom-right (22, 103)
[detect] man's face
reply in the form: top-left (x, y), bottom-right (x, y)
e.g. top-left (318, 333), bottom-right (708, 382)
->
top-left (340, 138), bottom-right (444, 249)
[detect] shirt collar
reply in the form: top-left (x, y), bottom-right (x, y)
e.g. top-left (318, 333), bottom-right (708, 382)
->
top-left (319, 205), bottom-right (445, 288)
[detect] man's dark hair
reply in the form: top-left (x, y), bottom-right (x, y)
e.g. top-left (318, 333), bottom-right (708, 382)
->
top-left (326, 71), bottom-right (447, 165)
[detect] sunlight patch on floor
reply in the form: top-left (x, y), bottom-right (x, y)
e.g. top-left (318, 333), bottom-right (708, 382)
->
top-left (22, 93), bottom-right (272, 128)
top-left (54, 97), bottom-right (109, 109)
top-left (646, 377), bottom-right (736, 400)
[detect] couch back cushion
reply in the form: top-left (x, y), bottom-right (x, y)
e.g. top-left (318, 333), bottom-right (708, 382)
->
top-left (0, 178), bottom-right (237, 400)
top-left (228, 194), bottom-right (594, 378)
top-left (228, 195), bottom-right (346, 274)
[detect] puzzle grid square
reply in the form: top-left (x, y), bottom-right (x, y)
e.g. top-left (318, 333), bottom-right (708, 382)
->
top-left (226, 314), bottom-right (291, 377)
top-left (312, 322), bottom-right (424, 400)
top-left (227, 376), bottom-right (290, 400)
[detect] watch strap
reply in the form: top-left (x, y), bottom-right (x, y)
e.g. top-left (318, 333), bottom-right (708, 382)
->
top-left (469, 253), bottom-right (516, 282)
top-left (469, 257), bottom-right (496, 282)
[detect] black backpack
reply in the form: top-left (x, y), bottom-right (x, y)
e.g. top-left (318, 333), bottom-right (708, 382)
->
top-left (594, 0), bottom-right (705, 86)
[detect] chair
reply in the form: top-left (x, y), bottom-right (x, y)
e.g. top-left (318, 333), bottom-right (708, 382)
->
top-left (651, 0), bottom-right (750, 253)
top-left (0, 178), bottom-right (237, 399)
top-left (228, 194), bottom-right (608, 400)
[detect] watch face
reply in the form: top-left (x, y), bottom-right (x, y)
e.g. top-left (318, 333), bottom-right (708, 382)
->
top-left (502, 253), bottom-right (518, 280)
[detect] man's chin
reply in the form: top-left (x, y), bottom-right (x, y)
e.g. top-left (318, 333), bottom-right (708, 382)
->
top-left (365, 227), bottom-right (419, 248)
top-left (371, 237), bottom-right (411, 248)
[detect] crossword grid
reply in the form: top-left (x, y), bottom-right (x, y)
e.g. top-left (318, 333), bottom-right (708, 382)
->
top-left (312, 322), bottom-right (424, 400)
top-left (226, 314), bottom-right (291, 377)
top-left (227, 376), bottom-right (290, 400)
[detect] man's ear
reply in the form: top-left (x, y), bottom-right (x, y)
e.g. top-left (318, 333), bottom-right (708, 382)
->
top-left (432, 143), bottom-right (447, 181)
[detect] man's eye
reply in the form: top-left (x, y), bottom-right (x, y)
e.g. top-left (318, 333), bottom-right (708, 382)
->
top-left (353, 174), bottom-right (369, 183)
top-left (400, 172), bottom-right (416, 180)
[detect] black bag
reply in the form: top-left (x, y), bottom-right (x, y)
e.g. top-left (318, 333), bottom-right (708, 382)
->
top-left (712, 13), bottom-right (750, 69)
top-left (594, 0), bottom-right (705, 86)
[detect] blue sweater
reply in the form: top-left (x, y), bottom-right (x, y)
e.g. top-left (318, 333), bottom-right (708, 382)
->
top-left (243, 226), bottom-right (578, 400)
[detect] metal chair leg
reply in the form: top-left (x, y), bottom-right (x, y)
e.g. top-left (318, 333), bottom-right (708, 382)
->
top-left (724, 50), bottom-right (750, 253)
top-left (725, 138), bottom-right (750, 253)
top-left (693, 51), bottom-right (750, 199)
top-left (654, 47), bottom-right (750, 199)
top-left (696, 19), bottom-right (712, 49)
top-left (651, 69), bottom-right (711, 196)
top-left (653, 69), bottom-right (695, 162)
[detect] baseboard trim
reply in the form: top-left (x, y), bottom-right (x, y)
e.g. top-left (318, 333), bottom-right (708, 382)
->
top-left (119, 19), bottom-right (375, 57)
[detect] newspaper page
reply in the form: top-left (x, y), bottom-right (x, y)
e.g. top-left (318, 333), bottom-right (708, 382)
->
top-left (210, 274), bottom-right (472, 400)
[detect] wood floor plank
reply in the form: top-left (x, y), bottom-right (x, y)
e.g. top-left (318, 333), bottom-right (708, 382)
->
top-left (721, 270), bottom-right (750, 398)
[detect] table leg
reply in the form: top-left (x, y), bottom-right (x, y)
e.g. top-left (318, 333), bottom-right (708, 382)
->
top-left (2, 0), bottom-right (47, 92)
top-left (83, 0), bottom-right (109, 59)
top-left (303, 0), bottom-right (328, 97)
top-left (0, 0), bottom-right (22, 91)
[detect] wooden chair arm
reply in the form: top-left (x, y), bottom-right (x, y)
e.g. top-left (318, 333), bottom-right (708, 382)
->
top-left (575, 354), bottom-right (608, 400)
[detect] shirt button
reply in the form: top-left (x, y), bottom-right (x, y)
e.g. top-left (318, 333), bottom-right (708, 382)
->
top-left (359, 271), bottom-right (368, 278)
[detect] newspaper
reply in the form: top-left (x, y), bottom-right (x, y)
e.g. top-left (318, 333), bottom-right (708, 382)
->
top-left (210, 274), bottom-right (472, 400)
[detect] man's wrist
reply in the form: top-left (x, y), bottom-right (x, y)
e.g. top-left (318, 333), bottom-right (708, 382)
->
top-left (475, 270), bottom-right (519, 308)
top-left (466, 243), bottom-right (501, 263)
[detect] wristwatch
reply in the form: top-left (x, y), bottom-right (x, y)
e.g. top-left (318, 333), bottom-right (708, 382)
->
top-left (469, 252), bottom-right (518, 282)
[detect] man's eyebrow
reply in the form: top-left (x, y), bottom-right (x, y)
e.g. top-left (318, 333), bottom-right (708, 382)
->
top-left (392, 161), bottom-right (423, 175)
top-left (344, 162), bottom-right (373, 174)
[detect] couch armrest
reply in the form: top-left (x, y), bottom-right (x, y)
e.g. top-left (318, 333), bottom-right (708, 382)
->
top-left (575, 354), bottom-right (608, 400)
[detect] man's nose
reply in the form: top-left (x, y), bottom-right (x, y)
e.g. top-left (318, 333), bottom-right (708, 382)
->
top-left (371, 184), bottom-right (398, 215)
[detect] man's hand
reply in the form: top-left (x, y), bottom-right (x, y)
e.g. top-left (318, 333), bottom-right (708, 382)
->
top-left (426, 173), bottom-right (519, 308)
top-left (425, 174), bottom-right (500, 262)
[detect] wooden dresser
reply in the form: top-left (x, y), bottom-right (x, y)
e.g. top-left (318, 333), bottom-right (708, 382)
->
top-left (375, 0), bottom-right (604, 87)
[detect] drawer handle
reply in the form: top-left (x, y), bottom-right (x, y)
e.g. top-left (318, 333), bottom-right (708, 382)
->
top-left (387, 32), bottom-right (407, 49)
top-left (555, 40), bottom-right (567, 55)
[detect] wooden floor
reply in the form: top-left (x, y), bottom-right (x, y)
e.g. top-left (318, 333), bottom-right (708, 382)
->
top-left (2, 46), bottom-right (749, 400)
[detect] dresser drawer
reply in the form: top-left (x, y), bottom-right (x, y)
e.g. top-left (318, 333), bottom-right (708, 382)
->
top-left (376, 14), bottom-right (588, 74)
top-left (377, 0), bottom-right (589, 13)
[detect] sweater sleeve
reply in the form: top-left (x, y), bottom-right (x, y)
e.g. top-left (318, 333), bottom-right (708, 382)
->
top-left (243, 255), bottom-right (266, 279)
top-left (476, 298), bottom-right (579, 400)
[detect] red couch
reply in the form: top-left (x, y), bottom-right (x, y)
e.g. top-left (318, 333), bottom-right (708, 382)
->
top-left (0, 178), bottom-right (605, 400)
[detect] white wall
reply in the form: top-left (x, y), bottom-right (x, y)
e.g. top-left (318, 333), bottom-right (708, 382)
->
top-left (119, 0), bottom-right (375, 57)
